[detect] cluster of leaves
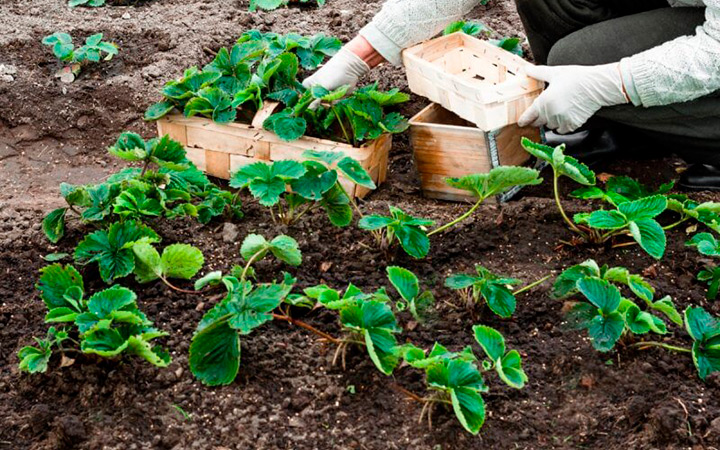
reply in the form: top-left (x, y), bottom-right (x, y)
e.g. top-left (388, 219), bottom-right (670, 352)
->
top-left (684, 306), bottom-right (720, 380)
top-left (553, 260), bottom-right (682, 352)
top-left (249, 0), bottom-right (325, 11)
top-left (445, 265), bottom-right (521, 318)
top-left (43, 132), bottom-right (241, 247)
top-left (522, 139), bottom-right (720, 260)
top-left (687, 233), bottom-right (720, 299)
top-left (263, 83), bottom-right (410, 146)
top-left (443, 20), bottom-right (524, 56)
top-left (230, 150), bottom-right (374, 226)
top-left (397, 325), bottom-right (527, 434)
top-left (42, 32), bottom-right (118, 74)
top-left (144, 30), bottom-right (341, 123)
top-left (359, 166), bottom-right (541, 259)
top-left (18, 264), bottom-right (171, 373)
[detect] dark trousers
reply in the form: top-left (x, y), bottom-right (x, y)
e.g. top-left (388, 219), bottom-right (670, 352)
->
top-left (514, 0), bottom-right (720, 165)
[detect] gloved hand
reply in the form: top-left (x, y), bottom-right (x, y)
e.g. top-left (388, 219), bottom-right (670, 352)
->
top-left (518, 63), bottom-right (630, 134)
top-left (302, 47), bottom-right (371, 91)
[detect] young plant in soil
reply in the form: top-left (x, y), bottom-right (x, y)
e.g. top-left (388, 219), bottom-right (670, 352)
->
top-left (522, 138), bottom-right (672, 259)
top-left (552, 260), bottom-right (683, 352)
top-left (445, 265), bottom-right (551, 318)
top-left (358, 166), bottom-right (541, 259)
top-left (42, 32), bottom-right (118, 82)
top-left (229, 150), bottom-right (374, 226)
top-left (249, 0), bottom-right (325, 11)
top-left (386, 266), bottom-right (435, 322)
top-left (42, 132), bottom-right (241, 244)
top-left (686, 233), bottom-right (720, 299)
top-left (635, 306), bottom-right (720, 380)
top-left (396, 325), bottom-right (527, 434)
top-left (18, 264), bottom-right (171, 374)
top-left (144, 30), bottom-right (341, 123)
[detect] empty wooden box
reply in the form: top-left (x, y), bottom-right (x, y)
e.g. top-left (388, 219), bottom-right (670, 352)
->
top-left (403, 33), bottom-right (544, 131)
top-left (156, 102), bottom-right (391, 199)
top-left (410, 103), bottom-right (542, 202)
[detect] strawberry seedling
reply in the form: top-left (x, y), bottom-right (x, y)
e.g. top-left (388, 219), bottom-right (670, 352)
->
top-left (42, 32), bottom-right (118, 82)
top-left (248, 0), bottom-right (326, 11)
top-left (386, 266), bottom-right (435, 322)
top-left (19, 264), bottom-right (171, 374)
top-left (445, 265), bottom-right (551, 318)
top-left (444, 20), bottom-right (524, 56)
top-left (687, 233), bottom-right (720, 299)
top-left (396, 325), bottom-right (527, 434)
top-left (358, 206), bottom-right (435, 259)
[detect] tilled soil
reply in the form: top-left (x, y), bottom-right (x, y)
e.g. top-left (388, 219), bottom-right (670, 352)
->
top-left (2, 1), bottom-right (720, 449)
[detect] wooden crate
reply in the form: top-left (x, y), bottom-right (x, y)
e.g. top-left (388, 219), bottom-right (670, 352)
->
top-left (403, 33), bottom-right (544, 131)
top-left (410, 103), bottom-right (542, 202)
top-left (156, 102), bottom-right (391, 199)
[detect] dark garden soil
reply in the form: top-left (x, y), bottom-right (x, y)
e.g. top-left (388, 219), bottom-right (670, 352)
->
top-left (2, 1), bottom-right (720, 449)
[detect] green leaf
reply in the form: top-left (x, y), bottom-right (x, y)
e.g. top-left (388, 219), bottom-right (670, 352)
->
top-left (625, 304), bottom-right (654, 335)
top-left (290, 162), bottom-right (337, 200)
top-left (426, 359), bottom-right (486, 435)
top-left (357, 215), bottom-right (394, 230)
top-left (692, 341), bottom-right (720, 381)
top-left (86, 285), bottom-right (137, 319)
top-left (685, 306), bottom-right (720, 342)
top-left (587, 312), bottom-right (624, 352)
top-left (628, 219), bottom-right (666, 260)
top-left (585, 210), bottom-right (628, 230)
top-left (618, 195), bottom-right (667, 221)
top-left (445, 274), bottom-right (478, 290)
top-left (263, 111), bottom-right (306, 142)
top-left (18, 344), bottom-right (52, 374)
top-left (386, 266), bottom-right (419, 302)
top-left (189, 319), bottom-right (240, 386)
top-left (144, 101), bottom-right (175, 121)
top-left (687, 233), bottom-right (720, 257)
top-left (445, 166), bottom-right (541, 201)
top-left (577, 277), bottom-right (621, 315)
top-left (75, 221), bottom-right (160, 283)
top-left (195, 271), bottom-right (224, 291)
top-left (336, 157), bottom-right (376, 189)
top-left (132, 242), bottom-right (163, 283)
top-left (473, 325), bottom-right (506, 361)
top-left (126, 336), bottom-right (171, 367)
top-left (521, 139), bottom-right (595, 186)
top-left (37, 264), bottom-right (84, 310)
top-left (496, 350), bottom-right (528, 389)
top-left (481, 283), bottom-right (516, 318)
top-left (81, 327), bottom-right (129, 357)
top-left (161, 244), bottom-right (205, 280)
top-left (650, 296), bottom-right (683, 326)
top-left (552, 261), bottom-right (600, 299)
top-left (340, 300), bottom-right (401, 375)
top-left (42, 208), bottom-right (67, 243)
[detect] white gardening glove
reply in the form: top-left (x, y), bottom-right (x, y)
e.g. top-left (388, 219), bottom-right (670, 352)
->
top-left (518, 63), bottom-right (629, 134)
top-left (302, 47), bottom-right (371, 91)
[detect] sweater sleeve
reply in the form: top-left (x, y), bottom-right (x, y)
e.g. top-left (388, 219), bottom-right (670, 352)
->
top-left (620, 0), bottom-right (720, 107)
top-left (359, 0), bottom-right (481, 65)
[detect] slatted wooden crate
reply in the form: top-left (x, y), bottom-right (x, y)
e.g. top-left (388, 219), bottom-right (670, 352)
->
top-left (156, 102), bottom-right (391, 199)
top-left (410, 103), bottom-right (542, 202)
top-left (403, 33), bottom-right (544, 131)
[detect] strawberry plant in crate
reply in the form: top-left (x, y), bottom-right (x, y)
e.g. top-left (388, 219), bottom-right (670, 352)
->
top-left (229, 150), bottom-right (375, 226)
top-left (444, 20), bottom-right (524, 56)
top-left (42, 32), bottom-right (118, 82)
top-left (396, 325), bottom-right (527, 434)
top-left (18, 264), bottom-right (171, 374)
top-left (249, 0), bottom-right (326, 11)
top-left (358, 166), bottom-right (542, 258)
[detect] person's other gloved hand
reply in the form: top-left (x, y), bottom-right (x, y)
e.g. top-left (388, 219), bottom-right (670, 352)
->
top-left (518, 63), bottom-right (630, 134)
top-left (302, 47), bottom-right (371, 91)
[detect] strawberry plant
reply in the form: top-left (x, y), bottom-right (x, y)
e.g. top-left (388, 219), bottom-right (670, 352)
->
top-left (19, 264), bottom-right (171, 374)
top-left (396, 325), bottom-right (527, 434)
top-left (687, 233), bottom-right (720, 299)
top-left (553, 260), bottom-right (683, 352)
top-left (444, 20), bottom-right (523, 56)
top-left (445, 265), bottom-right (551, 318)
top-left (42, 32), bottom-right (118, 82)
top-left (359, 166), bottom-right (541, 259)
top-left (386, 266), bottom-right (435, 322)
top-left (42, 132), bottom-right (240, 244)
top-left (68, 0), bottom-right (105, 5)
top-left (229, 151), bottom-right (374, 226)
top-left (249, 0), bottom-right (326, 11)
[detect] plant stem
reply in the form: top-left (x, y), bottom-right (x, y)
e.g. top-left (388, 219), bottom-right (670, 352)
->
top-left (391, 383), bottom-right (425, 403)
top-left (332, 107), bottom-right (352, 146)
top-left (513, 275), bottom-right (552, 296)
top-left (271, 313), bottom-right (341, 344)
top-left (428, 198), bottom-right (484, 236)
top-left (292, 203), bottom-right (319, 224)
top-left (553, 171), bottom-right (586, 237)
top-left (663, 218), bottom-right (688, 231)
top-left (631, 341), bottom-right (691, 353)
top-left (240, 250), bottom-right (264, 282)
top-left (161, 277), bottom-right (197, 295)
top-left (140, 159), bottom-right (151, 178)
top-left (337, 182), bottom-right (364, 219)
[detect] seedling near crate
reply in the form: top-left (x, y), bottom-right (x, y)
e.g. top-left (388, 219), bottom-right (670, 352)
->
top-left (42, 32), bottom-right (118, 82)
top-left (249, 0), bottom-right (325, 11)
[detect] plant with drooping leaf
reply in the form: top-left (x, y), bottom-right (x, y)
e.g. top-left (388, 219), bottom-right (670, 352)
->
top-left (249, 0), bottom-right (326, 11)
top-left (42, 32), bottom-right (118, 81)
top-left (687, 233), bottom-right (720, 300)
top-left (553, 260), bottom-right (683, 352)
top-left (386, 266), bottom-right (435, 322)
top-left (41, 132), bottom-right (241, 244)
top-left (445, 265), bottom-right (551, 318)
top-left (18, 264), bottom-right (171, 374)
top-left (230, 152), bottom-right (374, 226)
top-left (444, 19), bottom-right (523, 56)
top-left (395, 325), bottom-right (527, 434)
top-left (358, 166), bottom-right (541, 259)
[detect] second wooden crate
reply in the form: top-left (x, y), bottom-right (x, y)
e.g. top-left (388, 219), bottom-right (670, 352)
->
top-left (410, 103), bottom-right (542, 202)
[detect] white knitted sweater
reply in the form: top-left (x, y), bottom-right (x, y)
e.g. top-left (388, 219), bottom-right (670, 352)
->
top-left (359, 0), bottom-right (720, 108)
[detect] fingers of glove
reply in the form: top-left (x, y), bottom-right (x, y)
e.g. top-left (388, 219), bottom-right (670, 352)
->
top-left (525, 65), bottom-right (558, 83)
top-left (518, 102), bottom-right (540, 128)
